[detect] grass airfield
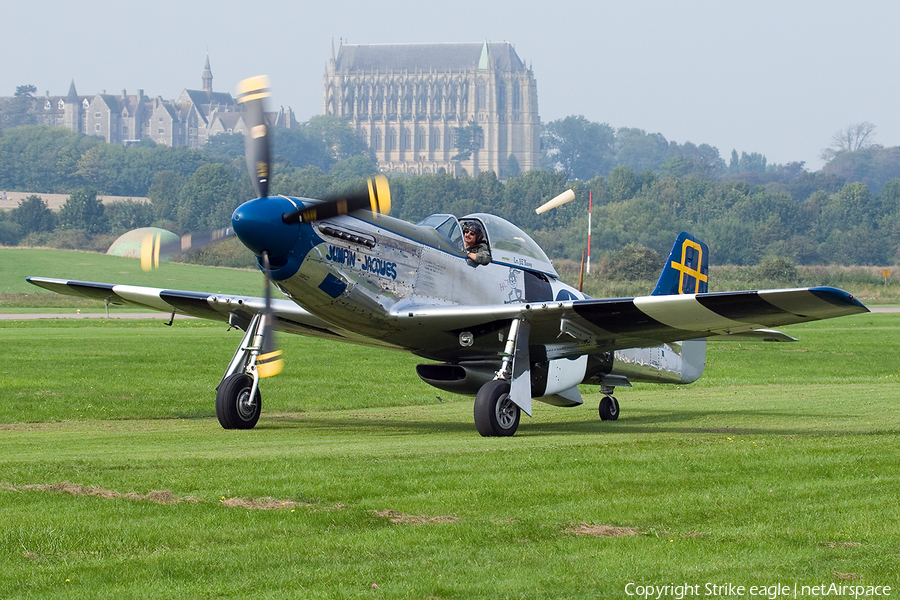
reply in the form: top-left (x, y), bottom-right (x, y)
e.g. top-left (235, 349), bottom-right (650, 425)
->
top-left (2, 249), bottom-right (899, 597)
top-left (2, 312), bottom-right (899, 599)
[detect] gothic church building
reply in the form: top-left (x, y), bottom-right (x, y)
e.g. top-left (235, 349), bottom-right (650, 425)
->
top-left (323, 41), bottom-right (540, 178)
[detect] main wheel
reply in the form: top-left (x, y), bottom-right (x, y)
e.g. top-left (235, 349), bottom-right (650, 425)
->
top-left (474, 380), bottom-right (520, 437)
top-left (598, 395), bottom-right (619, 421)
top-left (216, 373), bottom-right (261, 429)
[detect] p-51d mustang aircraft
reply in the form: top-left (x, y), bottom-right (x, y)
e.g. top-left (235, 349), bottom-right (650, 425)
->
top-left (28, 77), bottom-right (869, 436)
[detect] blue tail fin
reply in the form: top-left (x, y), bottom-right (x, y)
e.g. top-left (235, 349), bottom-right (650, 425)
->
top-left (652, 232), bottom-right (709, 296)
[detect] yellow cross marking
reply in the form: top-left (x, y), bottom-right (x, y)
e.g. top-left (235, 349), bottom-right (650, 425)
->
top-left (670, 239), bottom-right (708, 294)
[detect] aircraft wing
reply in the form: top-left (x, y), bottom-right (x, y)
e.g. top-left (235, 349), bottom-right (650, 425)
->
top-left (395, 287), bottom-right (868, 352)
top-left (24, 277), bottom-right (358, 343)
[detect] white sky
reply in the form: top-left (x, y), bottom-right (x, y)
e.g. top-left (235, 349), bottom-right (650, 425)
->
top-left (5, 0), bottom-right (899, 170)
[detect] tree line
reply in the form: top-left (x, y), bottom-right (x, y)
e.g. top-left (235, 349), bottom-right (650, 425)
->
top-left (2, 116), bottom-right (900, 266)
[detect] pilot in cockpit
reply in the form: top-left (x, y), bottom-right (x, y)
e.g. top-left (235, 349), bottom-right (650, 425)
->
top-left (462, 221), bottom-right (492, 266)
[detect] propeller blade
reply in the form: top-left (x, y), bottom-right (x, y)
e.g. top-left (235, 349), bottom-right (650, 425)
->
top-left (281, 175), bottom-right (391, 225)
top-left (236, 75), bottom-right (272, 199)
top-left (256, 251), bottom-right (283, 378)
top-left (140, 227), bottom-right (235, 272)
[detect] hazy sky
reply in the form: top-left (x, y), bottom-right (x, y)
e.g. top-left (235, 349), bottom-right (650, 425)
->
top-left (6, 0), bottom-right (899, 170)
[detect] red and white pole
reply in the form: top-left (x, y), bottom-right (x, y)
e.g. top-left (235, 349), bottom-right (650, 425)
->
top-left (587, 190), bottom-right (592, 274)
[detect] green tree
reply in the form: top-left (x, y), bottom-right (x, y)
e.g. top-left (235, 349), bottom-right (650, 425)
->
top-left (0, 126), bottom-right (101, 192)
top-left (614, 128), bottom-right (671, 173)
top-left (303, 115), bottom-right (370, 165)
top-left (273, 127), bottom-right (330, 170)
top-left (818, 182), bottom-right (871, 232)
top-left (0, 216), bottom-right (20, 245)
top-left (176, 163), bottom-right (242, 232)
top-left (821, 122), bottom-right (876, 162)
top-left (607, 166), bottom-right (639, 202)
top-left (541, 116), bottom-right (615, 180)
top-left (58, 188), bottom-right (109, 234)
top-left (506, 154), bottom-right (520, 178)
top-left (329, 155), bottom-right (378, 184)
top-left (451, 121), bottom-right (483, 162)
top-left (203, 132), bottom-right (246, 160)
top-left (11, 194), bottom-right (56, 234)
top-left (106, 200), bottom-right (154, 232)
top-left (270, 165), bottom-right (333, 200)
top-left (148, 170), bottom-right (186, 221)
top-left (5, 84), bottom-right (37, 128)
top-left (608, 243), bottom-right (664, 280)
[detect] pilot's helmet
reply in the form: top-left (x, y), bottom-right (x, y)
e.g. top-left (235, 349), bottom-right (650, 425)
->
top-left (462, 221), bottom-right (484, 243)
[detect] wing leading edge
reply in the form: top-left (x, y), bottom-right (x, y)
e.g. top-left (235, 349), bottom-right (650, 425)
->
top-left (24, 277), bottom-right (352, 342)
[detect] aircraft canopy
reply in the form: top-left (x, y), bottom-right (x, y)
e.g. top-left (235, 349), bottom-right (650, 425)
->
top-left (417, 212), bottom-right (558, 277)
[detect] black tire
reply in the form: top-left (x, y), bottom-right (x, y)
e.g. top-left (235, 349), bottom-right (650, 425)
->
top-left (474, 380), bottom-right (520, 437)
top-left (216, 373), bottom-right (261, 429)
top-left (598, 396), bottom-right (619, 421)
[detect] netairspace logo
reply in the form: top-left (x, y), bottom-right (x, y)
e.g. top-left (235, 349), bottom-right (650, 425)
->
top-left (624, 582), bottom-right (892, 600)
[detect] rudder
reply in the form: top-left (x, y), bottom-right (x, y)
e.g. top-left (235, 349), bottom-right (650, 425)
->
top-left (652, 232), bottom-right (709, 296)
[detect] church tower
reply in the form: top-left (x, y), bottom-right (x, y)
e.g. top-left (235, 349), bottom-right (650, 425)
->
top-left (202, 54), bottom-right (213, 93)
top-left (323, 41), bottom-right (540, 178)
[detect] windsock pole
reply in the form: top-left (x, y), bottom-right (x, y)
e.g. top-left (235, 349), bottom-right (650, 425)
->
top-left (587, 190), bottom-right (592, 274)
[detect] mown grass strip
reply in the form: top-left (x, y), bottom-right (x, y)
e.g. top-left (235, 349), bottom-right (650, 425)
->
top-left (1, 312), bottom-right (897, 598)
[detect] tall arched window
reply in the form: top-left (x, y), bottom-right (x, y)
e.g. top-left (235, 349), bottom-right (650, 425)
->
top-left (475, 81), bottom-right (486, 111)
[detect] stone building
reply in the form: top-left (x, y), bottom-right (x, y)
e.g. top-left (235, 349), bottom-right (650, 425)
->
top-left (323, 41), bottom-right (540, 178)
top-left (22, 56), bottom-right (296, 148)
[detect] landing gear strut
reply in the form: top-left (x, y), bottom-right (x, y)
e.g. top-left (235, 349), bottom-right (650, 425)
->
top-left (474, 318), bottom-right (529, 437)
top-left (216, 313), bottom-right (267, 429)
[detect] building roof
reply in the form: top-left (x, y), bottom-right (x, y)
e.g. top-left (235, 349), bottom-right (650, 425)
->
top-left (333, 42), bottom-right (526, 73)
top-left (66, 80), bottom-right (79, 103)
top-left (179, 89), bottom-right (235, 110)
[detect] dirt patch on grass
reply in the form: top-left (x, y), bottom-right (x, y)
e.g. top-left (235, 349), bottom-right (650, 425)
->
top-left (822, 541), bottom-right (863, 548)
top-left (221, 497), bottom-right (311, 510)
top-left (4, 482), bottom-right (203, 504)
top-left (567, 523), bottom-right (640, 538)
top-left (373, 509), bottom-right (459, 525)
top-left (5, 481), bottom-right (316, 512)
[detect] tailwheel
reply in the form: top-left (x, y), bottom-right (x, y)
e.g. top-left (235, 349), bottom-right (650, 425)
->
top-left (216, 373), bottom-right (261, 429)
top-left (598, 395), bottom-right (619, 421)
top-left (474, 380), bottom-right (520, 437)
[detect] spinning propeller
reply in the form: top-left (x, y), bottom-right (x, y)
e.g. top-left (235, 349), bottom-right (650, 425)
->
top-left (139, 74), bottom-right (392, 379)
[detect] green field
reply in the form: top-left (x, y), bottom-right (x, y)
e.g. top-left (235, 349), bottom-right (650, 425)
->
top-left (0, 248), bottom-right (261, 309)
top-left (1, 308), bottom-right (899, 598)
top-left (2, 248), bottom-right (900, 597)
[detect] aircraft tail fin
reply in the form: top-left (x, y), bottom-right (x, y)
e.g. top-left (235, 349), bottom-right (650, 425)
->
top-left (652, 232), bottom-right (709, 296)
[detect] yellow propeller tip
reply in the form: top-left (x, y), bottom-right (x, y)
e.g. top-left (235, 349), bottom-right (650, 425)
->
top-left (140, 232), bottom-right (160, 271)
top-left (236, 75), bottom-right (272, 103)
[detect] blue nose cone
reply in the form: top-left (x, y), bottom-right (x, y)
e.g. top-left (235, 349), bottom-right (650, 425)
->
top-left (232, 197), bottom-right (300, 258)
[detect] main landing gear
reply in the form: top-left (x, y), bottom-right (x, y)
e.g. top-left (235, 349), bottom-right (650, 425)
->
top-left (216, 373), bottom-right (261, 429)
top-left (474, 318), bottom-right (527, 437)
top-left (474, 380), bottom-right (520, 436)
top-left (215, 313), bottom-right (267, 429)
